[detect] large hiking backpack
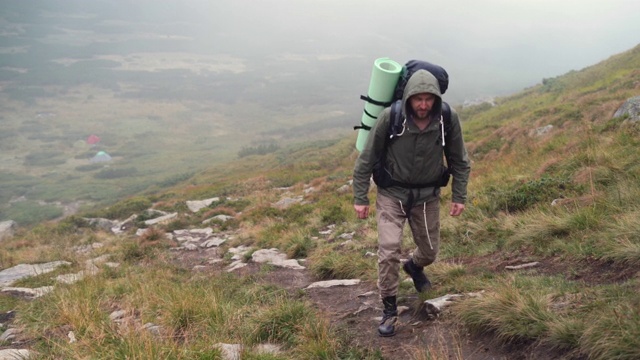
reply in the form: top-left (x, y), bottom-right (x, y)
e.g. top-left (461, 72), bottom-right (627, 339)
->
top-left (372, 60), bottom-right (453, 189)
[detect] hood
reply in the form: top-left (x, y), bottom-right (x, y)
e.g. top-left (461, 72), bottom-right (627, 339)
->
top-left (401, 69), bottom-right (443, 120)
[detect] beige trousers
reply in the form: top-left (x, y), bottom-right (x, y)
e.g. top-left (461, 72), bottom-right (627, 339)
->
top-left (375, 193), bottom-right (440, 298)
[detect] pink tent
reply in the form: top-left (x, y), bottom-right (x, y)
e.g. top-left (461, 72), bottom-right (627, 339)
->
top-left (87, 134), bottom-right (100, 145)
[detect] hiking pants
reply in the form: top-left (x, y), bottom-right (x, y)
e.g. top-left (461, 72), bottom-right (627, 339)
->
top-left (375, 193), bottom-right (440, 298)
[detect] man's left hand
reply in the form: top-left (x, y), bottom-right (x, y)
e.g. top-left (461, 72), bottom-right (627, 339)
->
top-left (450, 202), bottom-right (465, 216)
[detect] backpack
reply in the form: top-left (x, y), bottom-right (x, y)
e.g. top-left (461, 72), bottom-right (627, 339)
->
top-left (371, 60), bottom-right (453, 189)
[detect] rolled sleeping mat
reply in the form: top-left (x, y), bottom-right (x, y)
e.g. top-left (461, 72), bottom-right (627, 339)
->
top-left (355, 57), bottom-right (402, 152)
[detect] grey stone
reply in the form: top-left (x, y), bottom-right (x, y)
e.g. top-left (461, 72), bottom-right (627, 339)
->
top-left (0, 221), bottom-right (17, 242)
top-left (0, 328), bottom-right (18, 342)
top-left (186, 198), bottom-right (220, 213)
top-left (0, 349), bottom-right (30, 360)
top-left (1, 286), bottom-right (54, 299)
top-left (0, 261), bottom-right (71, 287)
top-left (251, 249), bottom-right (305, 270)
top-left (144, 212), bottom-right (177, 226)
top-left (614, 95), bottom-right (640, 122)
top-left (306, 279), bottom-right (361, 289)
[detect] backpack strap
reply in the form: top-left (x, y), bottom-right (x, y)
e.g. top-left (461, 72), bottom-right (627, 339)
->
top-left (354, 95), bottom-right (396, 130)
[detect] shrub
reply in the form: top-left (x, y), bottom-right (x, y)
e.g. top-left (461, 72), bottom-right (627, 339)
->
top-left (23, 151), bottom-right (66, 166)
top-left (238, 143), bottom-right (280, 158)
top-left (0, 201), bottom-right (63, 226)
top-left (94, 167), bottom-right (138, 179)
top-left (95, 197), bottom-right (152, 219)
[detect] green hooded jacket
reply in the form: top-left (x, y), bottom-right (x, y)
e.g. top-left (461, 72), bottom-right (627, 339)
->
top-left (353, 69), bottom-right (471, 207)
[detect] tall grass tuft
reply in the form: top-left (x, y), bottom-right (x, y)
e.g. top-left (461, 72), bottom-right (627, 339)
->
top-left (580, 303), bottom-right (640, 360)
top-left (455, 279), bottom-right (555, 343)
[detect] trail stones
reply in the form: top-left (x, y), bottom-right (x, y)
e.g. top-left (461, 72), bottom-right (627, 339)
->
top-left (170, 228), bottom-right (231, 251)
top-left (306, 279), bottom-right (361, 289)
top-left (505, 261), bottom-right (540, 270)
top-left (0, 261), bottom-right (71, 287)
top-left (251, 249), bottom-right (305, 270)
top-left (423, 294), bottom-right (463, 317)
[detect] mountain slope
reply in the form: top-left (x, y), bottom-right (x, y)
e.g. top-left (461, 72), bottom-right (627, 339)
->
top-left (2, 44), bottom-right (640, 359)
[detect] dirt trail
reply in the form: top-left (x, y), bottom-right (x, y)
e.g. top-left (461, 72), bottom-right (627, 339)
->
top-left (172, 250), bottom-right (526, 360)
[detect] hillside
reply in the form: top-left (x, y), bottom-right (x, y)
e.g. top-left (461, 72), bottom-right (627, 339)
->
top-left (1, 45), bottom-right (639, 359)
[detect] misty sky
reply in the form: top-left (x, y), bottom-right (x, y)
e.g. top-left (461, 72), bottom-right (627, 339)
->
top-left (184, 0), bottom-right (640, 99)
top-left (2, 0), bottom-right (639, 102)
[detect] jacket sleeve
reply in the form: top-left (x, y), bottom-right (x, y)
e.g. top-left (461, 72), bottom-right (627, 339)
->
top-left (446, 109), bottom-right (471, 204)
top-left (352, 109), bottom-right (391, 205)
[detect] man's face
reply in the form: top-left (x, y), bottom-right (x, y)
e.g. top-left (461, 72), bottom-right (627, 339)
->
top-left (409, 93), bottom-right (436, 121)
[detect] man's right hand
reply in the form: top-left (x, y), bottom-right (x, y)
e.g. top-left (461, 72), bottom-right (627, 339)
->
top-left (354, 204), bottom-right (370, 219)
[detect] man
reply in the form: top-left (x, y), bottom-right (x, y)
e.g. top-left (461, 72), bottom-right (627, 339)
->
top-left (352, 69), bottom-right (471, 337)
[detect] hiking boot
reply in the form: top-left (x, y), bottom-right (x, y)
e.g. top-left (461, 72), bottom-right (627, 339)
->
top-left (403, 259), bottom-right (432, 293)
top-left (378, 296), bottom-right (397, 337)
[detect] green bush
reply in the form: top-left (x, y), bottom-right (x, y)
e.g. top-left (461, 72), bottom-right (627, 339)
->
top-left (94, 197), bottom-right (152, 219)
top-left (23, 151), bottom-right (66, 166)
top-left (94, 167), bottom-right (138, 179)
top-left (238, 143), bottom-right (280, 158)
top-left (0, 201), bottom-right (63, 226)
top-left (75, 163), bottom-right (104, 172)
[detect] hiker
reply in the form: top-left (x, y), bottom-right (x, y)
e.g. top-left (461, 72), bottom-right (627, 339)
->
top-left (352, 69), bottom-right (471, 337)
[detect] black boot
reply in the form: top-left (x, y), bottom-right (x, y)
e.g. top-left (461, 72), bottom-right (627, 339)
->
top-left (403, 259), bottom-right (432, 293)
top-left (378, 296), bottom-right (397, 337)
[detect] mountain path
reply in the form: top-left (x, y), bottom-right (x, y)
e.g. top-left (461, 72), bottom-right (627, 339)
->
top-left (170, 248), bottom-right (523, 360)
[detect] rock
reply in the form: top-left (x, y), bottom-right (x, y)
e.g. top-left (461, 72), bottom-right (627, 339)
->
top-left (201, 237), bottom-right (226, 248)
top-left (84, 218), bottom-right (117, 232)
top-left (68, 331), bottom-right (76, 343)
top-left (142, 323), bottom-right (162, 336)
top-left (227, 246), bottom-right (252, 261)
top-left (109, 310), bottom-right (127, 321)
top-left (144, 212), bottom-right (177, 226)
top-left (336, 185), bottom-right (350, 194)
top-left (251, 249), bottom-right (305, 270)
top-left (226, 261), bottom-right (247, 272)
top-left (1, 286), bottom-right (54, 299)
top-left (56, 272), bottom-right (85, 285)
top-left (423, 294), bottom-right (463, 316)
top-left (0, 328), bottom-right (18, 342)
top-left (254, 343), bottom-right (282, 355)
top-left (272, 196), bottom-right (304, 210)
top-left (0, 221), bottom-right (17, 242)
top-left (338, 232), bottom-right (355, 240)
top-left (306, 279), bottom-right (361, 289)
top-left (0, 349), bottom-right (30, 360)
top-left (0, 261), bottom-right (71, 287)
top-left (613, 95), bottom-right (640, 122)
top-left (205, 214), bottom-right (234, 223)
top-left (533, 124), bottom-right (553, 137)
top-left (186, 197), bottom-right (220, 213)
top-left (214, 343), bottom-right (242, 360)
top-left (505, 262), bottom-right (540, 270)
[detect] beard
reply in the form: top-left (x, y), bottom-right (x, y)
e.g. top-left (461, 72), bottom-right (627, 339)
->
top-left (412, 108), bottom-right (431, 121)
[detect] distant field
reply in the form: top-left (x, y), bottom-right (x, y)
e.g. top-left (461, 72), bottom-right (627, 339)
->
top-left (0, 5), bottom-right (357, 224)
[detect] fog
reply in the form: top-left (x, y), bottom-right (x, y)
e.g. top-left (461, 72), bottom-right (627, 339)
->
top-left (102, 0), bottom-right (640, 101)
top-left (3, 0), bottom-right (637, 103)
